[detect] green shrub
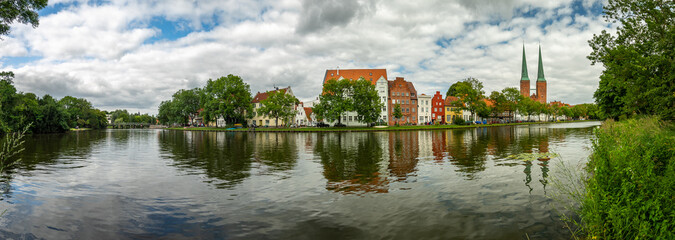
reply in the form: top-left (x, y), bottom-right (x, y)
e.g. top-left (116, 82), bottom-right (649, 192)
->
top-left (582, 117), bottom-right (675, 239)
top-left (452, 116), bottom-right (465, 125)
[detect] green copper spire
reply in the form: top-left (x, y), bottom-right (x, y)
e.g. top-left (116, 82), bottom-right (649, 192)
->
top-left (520, 45), bottom-right (530, 81)
top-left (537, 45), bottom-right (546, 81)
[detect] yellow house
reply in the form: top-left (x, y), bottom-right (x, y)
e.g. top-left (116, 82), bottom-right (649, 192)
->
top-left (444, 96), bottom-right (461, 124)
top-left (250, 87), bottom-right (294, 127)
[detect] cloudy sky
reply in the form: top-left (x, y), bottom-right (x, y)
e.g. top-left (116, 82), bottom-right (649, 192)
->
top-left (0, 0), bottom-right (611, 114)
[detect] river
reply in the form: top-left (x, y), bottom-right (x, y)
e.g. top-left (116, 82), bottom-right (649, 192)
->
top-left (0, 121), bottom-right (600, 239)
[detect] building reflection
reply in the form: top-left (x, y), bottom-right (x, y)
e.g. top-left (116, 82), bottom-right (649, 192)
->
top-left (445, 128), bottom-right (489, 179)
top-left (252, 132), bottom-right (298, 173)
top-left (313, 132), bottom-right (389, 194)
top-left (388, 131), bottom-right (420, 180)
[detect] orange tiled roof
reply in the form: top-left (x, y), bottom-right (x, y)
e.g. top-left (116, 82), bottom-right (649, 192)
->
top-left (444, 96), bottom-right (460, 106)
top-left (251, 87), bottom-right (288, 103)
top-left (323, 69), bottom-right (387, 85)
top-left (304, 107), bottom-right (313, 121)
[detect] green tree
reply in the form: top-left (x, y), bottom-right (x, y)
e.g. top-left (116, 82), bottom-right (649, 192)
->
top-left (314, 78), bottom-right (353, 125)
top-left (59, 96), bottom-right (93, 128)
top-left (392, 103), bottom-right (403, 125)
top-left (518, 97), bottom-right (538, 121)
top-left (173, 88), bottom-right (201, 125)
top-left (0, 0), bottom-right (48, 36)
top-left (502, 87), bottom-right (522, 122)
top-left (0, 73), bottom-right (18, 133)
top-left (588, 0), bottom-right (674, 120)
top-left (560, 106), bottom-right (572, 120)
top-left (352, 77), bottom-right (384, 125)
top-left (35, 95), bottom-right (69, 133)
top-left (200, 75), bottom-right (252, 125)
top-left (257, 90), bottom-right (299, 127)
top-left (447, 77), bottom-right (485, 121)
top-left (489, 91), bottom-right (507, 121)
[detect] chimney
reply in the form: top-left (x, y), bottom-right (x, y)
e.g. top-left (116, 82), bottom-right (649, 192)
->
top-left (337, 66), bottom-right (339, 75)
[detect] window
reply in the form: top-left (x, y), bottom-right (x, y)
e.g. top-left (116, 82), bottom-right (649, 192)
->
top-left (419, 116), bottom-right (423, 121)
top-left (265, 120), bottom-right (269, 124)
top-left (412, 100), bottom-right (416, 104)
top-left (349, 116), bottom-right (353, 121)
top-left (412, 108), bottom-right (416, 113)
top-left (343, 116), bottom-right (347, 121)
top-left (369, 72), bottom-right (373, 76)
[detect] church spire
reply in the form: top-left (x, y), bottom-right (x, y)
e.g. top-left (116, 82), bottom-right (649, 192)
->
top-left (537, 45), bottom-right (546, 82)
top-left (520, 44), bottom-right (530, 81)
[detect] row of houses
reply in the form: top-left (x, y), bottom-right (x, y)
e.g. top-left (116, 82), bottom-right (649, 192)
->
top-left (246, 68), bottom-right (489, 127)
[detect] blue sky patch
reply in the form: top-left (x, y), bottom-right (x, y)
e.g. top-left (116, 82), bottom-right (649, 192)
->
top-left (1, 56), bottom-right (42, 68)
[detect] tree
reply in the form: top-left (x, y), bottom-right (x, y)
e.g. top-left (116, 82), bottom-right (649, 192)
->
top-left (35, 95), bottom-right (69, 133)
top-left (502, 87), bottom-right (522, 122)
top-left (588, 0), bottom-right (674, 120)
top-left (59, 96), bottom-right (93, 128)
top-left (314, 78), bottom-right (353, 125)
top-left (257, 90), bottom-right (299, 127)
top-left (447, 77), bottom-right (485, 121)
top-left (560, 106), bottom-right (572, 120)
top-left (0, 0), bottom-right (48, 37)
top-left (392, 103), bottom-right (403, 125)
top-left (0, 73), bottom-right (19, 133)
top-left (518, 97), bottom-right (538, 121)
top-left (200, 75), bottom-right (252, 125)
top-left (352, 77), bottom-right (384, 125)
top-left (172, 88), bottom-right (200, 125)
top-left (489, 91), bottom-right (507, 121)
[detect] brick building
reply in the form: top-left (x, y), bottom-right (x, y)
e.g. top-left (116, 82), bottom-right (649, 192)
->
top-left (388, 77), bottom-right (418, 125)
top-left (431, 91), bottom-right (445, 124)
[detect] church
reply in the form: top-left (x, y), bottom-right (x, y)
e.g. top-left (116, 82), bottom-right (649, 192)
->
top-left (519, 45), bottom-right (547, 104)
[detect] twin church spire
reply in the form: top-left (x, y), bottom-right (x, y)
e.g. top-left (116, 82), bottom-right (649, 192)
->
top-left (520, 44), bottom-right (546, 82)
top-left (520, 43), bottom-right (547, 103)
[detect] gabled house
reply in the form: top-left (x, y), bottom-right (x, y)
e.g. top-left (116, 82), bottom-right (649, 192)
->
top-left (250, 87), bottom-right (295, 127)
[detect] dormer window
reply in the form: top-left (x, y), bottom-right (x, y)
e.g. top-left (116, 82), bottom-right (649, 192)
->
top-left (369, 73), bottom-right (372, 76)
top-left (331, 73), bottom-right (334, 76)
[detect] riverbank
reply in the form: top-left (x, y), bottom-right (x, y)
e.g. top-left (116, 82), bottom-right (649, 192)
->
top-left (577, 117), bottom-right (674, 239)
top-left (166, 120), bottom-right (593, 132)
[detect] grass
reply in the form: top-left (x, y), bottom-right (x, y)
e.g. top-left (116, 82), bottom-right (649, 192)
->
top-left (166, 120), bottom-right (592, 132)
top-left (571, 117), bottom-right (675, 239)
top-left (70, 128), bottom-right (93, 131)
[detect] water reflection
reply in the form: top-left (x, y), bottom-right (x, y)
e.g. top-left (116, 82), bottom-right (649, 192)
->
top-left (313, 132), bottom-right (388, 194)
top-left (158, 131), bottom-right (255, 188)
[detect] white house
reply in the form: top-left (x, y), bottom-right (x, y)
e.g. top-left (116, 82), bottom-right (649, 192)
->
top-left (322, 68), bottom-right (389, 126)
top-left (417, 94), bottom-right (432, 124)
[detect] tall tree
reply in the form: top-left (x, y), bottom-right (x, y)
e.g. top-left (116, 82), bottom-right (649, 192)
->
top-left (172, 88), bottom-right (201, 125)
top-left (59, 96), bottom-right (92, 128)
top-left (200, 75), bottom-right (252, 125)
top-left (0, 0), bottom-right (48, 36)
top-left (314, 78), bottom-right (353, 125)
top-left (257, 90), bottom-right (299, 127)
top-left (352, 77), bottom-right (384, 125)
top-left (447, 77), bottom-right (485, 121)
top-left (35, 94), bottom-right (69, 133)
top-left (489, 91), bottom-right (507, 121)
top-left (501, 87), bottom-right (521, 122)
top-left (0, 74), bottom-right (18, 133)
top-left (588, 0), bottom-right (674, 120)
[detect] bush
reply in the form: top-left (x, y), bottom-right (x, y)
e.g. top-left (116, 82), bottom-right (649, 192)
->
top-left (452, 117), bottom-right (465, 125)
top-left (581, 117), bottom-right (675, 239)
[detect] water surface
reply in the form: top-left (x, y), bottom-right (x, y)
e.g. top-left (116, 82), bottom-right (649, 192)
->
top-left (0, 122), bottom-right (600, 239)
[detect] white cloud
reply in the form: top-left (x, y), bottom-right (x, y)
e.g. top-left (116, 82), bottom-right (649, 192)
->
top-left (0, 0), bottom-right (612, 114)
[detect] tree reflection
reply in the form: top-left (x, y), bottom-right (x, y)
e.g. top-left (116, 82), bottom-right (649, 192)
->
top-left (2, 130), bottom-right (107, 200)
top-left (314, 132), bottom-right (388, 194)
top-left (445, 128), bottom-right (490, 179)
top-left (159, 131), bottom-right (255, 189)
top-left (253, 132), bottom-right (298, 174)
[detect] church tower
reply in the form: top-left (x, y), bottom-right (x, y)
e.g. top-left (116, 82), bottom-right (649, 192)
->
top-left (519, 45), bottom-right (530, 98)
top-left (535, 45), bottom-right (547, 104)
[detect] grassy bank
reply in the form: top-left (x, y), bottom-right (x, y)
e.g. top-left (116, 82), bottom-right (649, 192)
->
top-left (166, 120), bottom-right (592, 132)
top-left (580, 117), bottom-right (674, 239)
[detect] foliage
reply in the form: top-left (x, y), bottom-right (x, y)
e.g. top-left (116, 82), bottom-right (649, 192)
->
top-left (580, 117), bottom-right (675, 239)
top-left (588, 0), bottom-right (674, 120)
top-left (34, 95), bottom-right (69, 133)
top-left (452, 116), bottom-right (465, 125)
top-left (0, 0), bottom-right (48, 36)
top-left (200, 74), bottom-right (252, 125)
top-left (392, 103), bottom-right (403, 122)
top-left (314, 78), bottom-right (353, 124)
top-left (172, 88), bottom-right (201, 125)
top-left (507, 152), bottom-right (559, 162)
top-left (352, 77), bottom-right (384, 124)
top-left (257, 90), bottom-right (299, 127)
top-left (0, 123), bottom-right (29, 172)
top-left (58, 96), bottom-right (106, 129)
top-left (447, 77), bottom-right (485, 120)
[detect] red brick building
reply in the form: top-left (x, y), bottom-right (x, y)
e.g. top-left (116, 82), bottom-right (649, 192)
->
top-left (431, 91), bottom-right (445, 124)
top-left (388, 77), bottom-right (418, 125)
